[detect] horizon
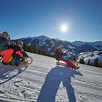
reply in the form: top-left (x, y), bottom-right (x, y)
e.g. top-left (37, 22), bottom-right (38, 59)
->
top-left (0, 0), bottom-right (102, 42)
top-left (15, 34), bottom-right (102, 43)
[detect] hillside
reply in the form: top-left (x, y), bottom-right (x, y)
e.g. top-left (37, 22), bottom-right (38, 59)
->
top-left (0, 52), bottom-right (102, 102)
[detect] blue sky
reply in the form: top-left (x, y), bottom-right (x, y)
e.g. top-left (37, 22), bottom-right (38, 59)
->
top-left (0, 0), bottom-right (102, 42)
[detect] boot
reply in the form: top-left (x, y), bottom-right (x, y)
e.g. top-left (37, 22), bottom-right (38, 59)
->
top-left (74, 66), bottom-right (80, 69)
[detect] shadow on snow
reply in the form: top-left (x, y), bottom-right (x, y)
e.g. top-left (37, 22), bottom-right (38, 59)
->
top-left (0, 64), bottom-right (27, 84)
top-left (37, 66), bottom-right (83, 102)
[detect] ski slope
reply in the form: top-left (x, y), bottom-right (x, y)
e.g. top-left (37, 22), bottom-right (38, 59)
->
top-left (0, 52), bottom-right (102, 102)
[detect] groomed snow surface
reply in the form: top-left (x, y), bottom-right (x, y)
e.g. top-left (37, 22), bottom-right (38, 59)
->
top-left (0, 52), bottom-right (102, 102)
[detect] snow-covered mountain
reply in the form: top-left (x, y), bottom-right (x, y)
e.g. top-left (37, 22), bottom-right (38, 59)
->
top-left (72, 41), bottom-right (102, 52)
top-left (16, 35), bottom-right (77, 54)
top-left (72, 41), bottom-right (86, 46)
top-left (16, 35), bottom-right (102, 54)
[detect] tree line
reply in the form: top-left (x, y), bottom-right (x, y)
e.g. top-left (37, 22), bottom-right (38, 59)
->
top-left (79, 58), bottom-right (102, 68)
top-left (22, 42), bottom-right (52, 57)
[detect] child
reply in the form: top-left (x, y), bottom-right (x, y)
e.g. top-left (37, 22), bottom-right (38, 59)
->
top-left (54, 47), bottom-right (63, 62)
top-left (62, 49), bottom-right (71, 60)
top-left (13, 40), bottom-right (28, 66)
top-left (59, 48), bottom-right (79, 69)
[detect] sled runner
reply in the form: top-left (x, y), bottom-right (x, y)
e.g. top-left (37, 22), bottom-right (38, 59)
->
top-left (69, 60), bottom-right (78, 67)
top-left (25, 56), bottom-right (33, 64)
top-left (0, 56), bottom-right (33, 68)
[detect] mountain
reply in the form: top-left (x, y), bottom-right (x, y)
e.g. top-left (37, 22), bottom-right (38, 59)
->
top-left (15, 35), bottom-right (102, 54)
top-left (72, 41), bottom-right (102, 51)
top-left (75, 43), bottom-right (98, 53)
top-left (72, 41), bottom-right (86, 46)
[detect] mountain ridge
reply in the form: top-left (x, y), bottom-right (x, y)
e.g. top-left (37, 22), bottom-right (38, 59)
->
top-left (15, 35), bottom-right (102, 54)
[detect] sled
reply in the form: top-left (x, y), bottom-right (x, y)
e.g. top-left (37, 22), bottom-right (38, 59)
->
top-left (56, 60), bottom-right (80, 70)
top-left (18, 56), bottom-right (33, 68)
top-left (0, 56), bottom-right (33, 68)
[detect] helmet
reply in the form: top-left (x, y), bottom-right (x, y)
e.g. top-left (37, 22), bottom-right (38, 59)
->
top-left (2, 31), bottom-right (8, 35)
top-left (17, 40), bottom-right (23, 47)
top-left (2, 31), bottom-right (10, 40)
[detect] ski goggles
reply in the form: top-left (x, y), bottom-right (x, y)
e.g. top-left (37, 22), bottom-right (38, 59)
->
top-left (3, 34), bottom-right (9, 39)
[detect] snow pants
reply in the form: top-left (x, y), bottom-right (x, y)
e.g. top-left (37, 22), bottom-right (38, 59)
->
top-left (14, 54), bottom-right (20, 66)
top-left (59, 58), bottom-right (75, 69)
top-left (13, 51), bottom-right (28, 65)
top-left (13, 51), bottom-right (23, 66)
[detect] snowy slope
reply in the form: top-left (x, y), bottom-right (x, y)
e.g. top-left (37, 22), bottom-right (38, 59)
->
top-left (0, 52), bottom-right (102, 102)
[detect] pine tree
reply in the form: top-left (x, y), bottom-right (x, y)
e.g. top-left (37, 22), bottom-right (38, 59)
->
top-left (94, 58), bottom-right (99, 67)
top-left (79, 58), bottom-right (85, 64)
top-left (87, 59), bottom-right (90, 65)
top-left (23, 42), bottom-right (28, 51)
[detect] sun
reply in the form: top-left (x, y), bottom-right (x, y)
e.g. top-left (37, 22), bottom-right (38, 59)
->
top-left (60, 24), bottom-right (68, 32)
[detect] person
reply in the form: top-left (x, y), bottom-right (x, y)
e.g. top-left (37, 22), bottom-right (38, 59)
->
top-left (55, 44), bottom-right (79, 69)
top-left (12, 40), bottom-right (28, 66)
top-left (0, 31), bottom-right (13, 65)
top-left (0, 39), bottom-right (28, 66)
top-left (54, 45), bottom-right (63, 62)
top-left (2, 31), bottom-right (10, 40)
top-left (0, 31), bottom-right (10, 52)
top-left (62, 49), bottom-right (72, 60)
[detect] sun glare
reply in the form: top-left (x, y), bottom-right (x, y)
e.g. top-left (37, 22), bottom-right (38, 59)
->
top-left (60, 24), bottom-right (68, 32)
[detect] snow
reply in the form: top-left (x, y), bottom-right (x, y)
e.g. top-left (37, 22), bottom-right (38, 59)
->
top-left (78, 51), bottom-right (102, 64)
top-left (0, 52), bottom-right (102, 102)
top-left (33, 35), bottom-right (49, 43)
top-left (68, 45), bottom-right (75, 49)
top-left (38, 42), bottom-right (47, 47)
top-left (72, 41), bottom-right (86, 46)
